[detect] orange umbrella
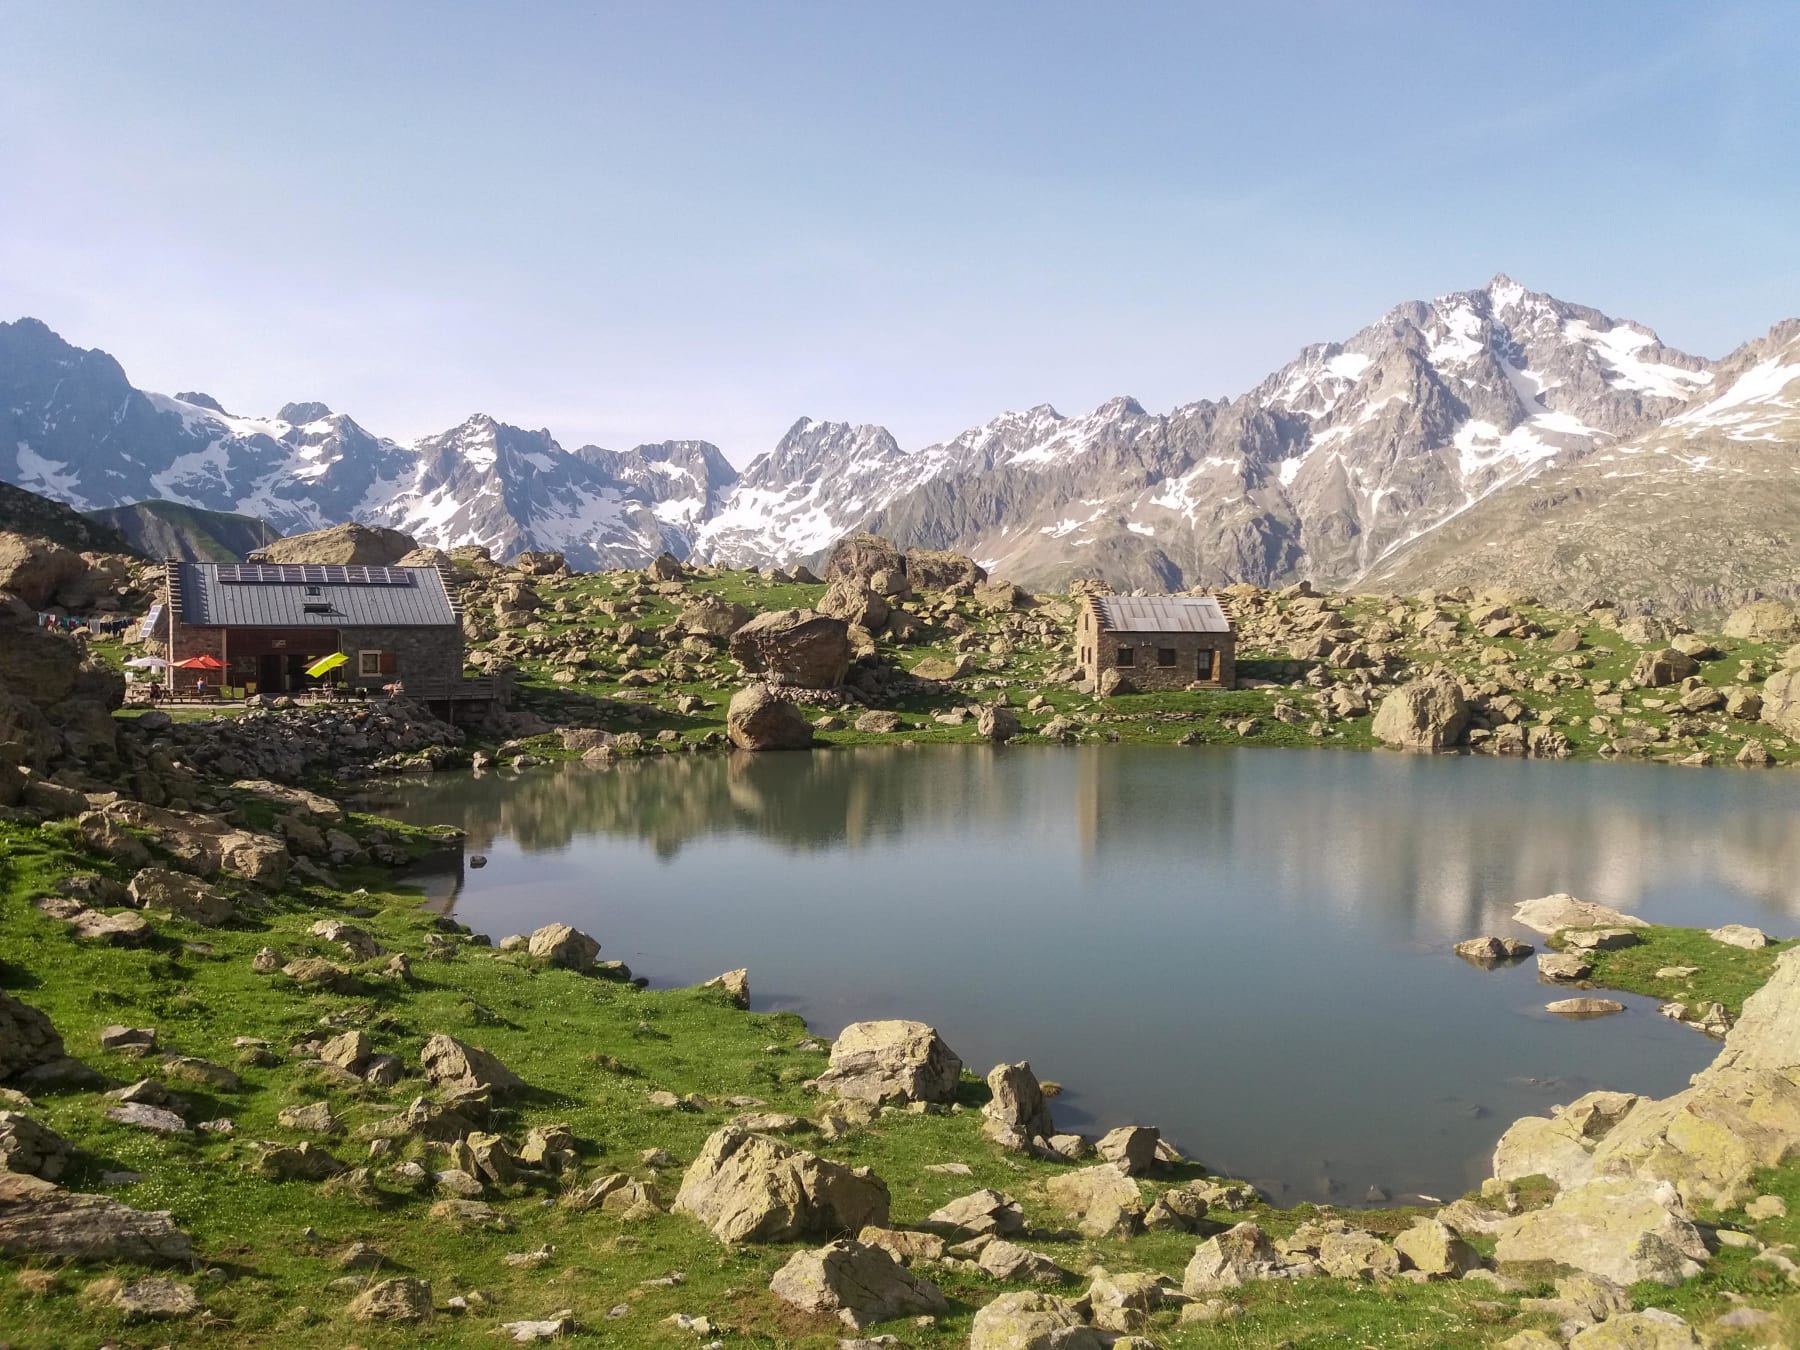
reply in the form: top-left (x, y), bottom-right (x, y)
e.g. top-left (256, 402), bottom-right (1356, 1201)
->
top-left (173, 655), bottom-right (226, 670)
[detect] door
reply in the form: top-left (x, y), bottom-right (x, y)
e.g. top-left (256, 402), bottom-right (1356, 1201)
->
top-left (257, 654), bottom-right (285, 692)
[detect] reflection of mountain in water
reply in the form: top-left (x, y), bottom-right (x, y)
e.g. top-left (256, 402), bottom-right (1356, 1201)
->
top-left (372, 749), bottom-right (1800, 930)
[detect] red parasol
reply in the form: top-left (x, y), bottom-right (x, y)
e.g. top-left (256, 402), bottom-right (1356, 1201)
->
top-left (173, 655), bottom-right (226, 670)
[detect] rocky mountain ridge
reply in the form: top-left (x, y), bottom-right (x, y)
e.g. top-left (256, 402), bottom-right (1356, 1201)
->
top-left (3, 277), bottom-right (1796, 615)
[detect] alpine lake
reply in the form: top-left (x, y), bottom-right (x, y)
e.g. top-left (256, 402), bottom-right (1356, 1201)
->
top-left (364, 745), bottom-right (1800, 1207)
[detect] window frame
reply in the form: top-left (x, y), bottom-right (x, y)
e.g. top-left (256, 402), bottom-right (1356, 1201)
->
top-left (358, 650), bottom-right (385, 677)
top-left (1115, 645), bottom-right (1135, 667)
top-left (1156, 646), bottom-right (1178, 668)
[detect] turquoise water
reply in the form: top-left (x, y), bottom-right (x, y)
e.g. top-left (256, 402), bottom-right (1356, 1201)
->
top-left (369, 746), bottom-right (1800, 1205)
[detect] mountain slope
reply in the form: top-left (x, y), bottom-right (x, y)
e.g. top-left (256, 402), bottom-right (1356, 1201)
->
top-left (0, 478), bottom-right (135, 555)
top-left (85, 499), bottom-right (282, 562)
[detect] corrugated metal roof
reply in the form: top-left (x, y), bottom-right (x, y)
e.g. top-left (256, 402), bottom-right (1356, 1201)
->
top-left (176, 563), bottom-right (457, 628)
top-left (1096, 595), bottom-right (1232, 634)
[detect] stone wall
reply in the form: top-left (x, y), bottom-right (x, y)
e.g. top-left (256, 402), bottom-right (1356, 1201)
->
top-left (336, 626), bottom-right (464, 692)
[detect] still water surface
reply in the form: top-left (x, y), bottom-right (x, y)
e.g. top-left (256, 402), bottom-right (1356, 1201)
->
top-left (369, 747), bottom-right (1800, 1205)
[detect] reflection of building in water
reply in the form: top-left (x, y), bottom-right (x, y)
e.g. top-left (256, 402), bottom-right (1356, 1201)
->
top-left (1076, 746), bottom-right (1237, 865)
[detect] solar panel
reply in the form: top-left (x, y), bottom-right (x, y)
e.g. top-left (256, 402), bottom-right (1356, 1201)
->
top-left (215, 564), bottom-right (418, 587)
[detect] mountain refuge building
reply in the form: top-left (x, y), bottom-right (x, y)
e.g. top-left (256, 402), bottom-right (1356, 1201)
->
top-left (1077, 594), bottom-right (1236, 693)
top-left (158, 561), bottom-right (466, 697)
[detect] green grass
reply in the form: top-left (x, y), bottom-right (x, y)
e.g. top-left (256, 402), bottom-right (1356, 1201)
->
top-left (1576, 926), bottom-right (1798, 1017)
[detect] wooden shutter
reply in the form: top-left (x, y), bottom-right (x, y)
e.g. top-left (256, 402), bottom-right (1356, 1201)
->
top-left (379, 651), bottom-right (397, 675)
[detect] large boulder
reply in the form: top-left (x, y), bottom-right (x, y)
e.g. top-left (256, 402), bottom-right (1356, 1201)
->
top-left (419, 1034), bottom-right (523, 1096)
top-left (816, 578), bottom-right (890, 633)
top-left (87, 802), bottom-right (288, 883)
top-left (126, 868), bottom-right (236, 926)
top-left (728, 610), bottom-right (851, 689)
top-left (1761, 667), bottom-right (1800, 738)
top-left (904, 549), bottom-right (986, 593)
top-left (0, 993), bottom-right (65, 1082)
top-left (676, 595), bottom-right (751, 641)
top-left (968, 1291), bottom-right (1106, 1350)
top-left (510, 550), bottom-right (565, 576)
top-left (825, 534), bottom-right (907, 590)
top-left (526, 923), bottom-right (600, 972)
top-left (0, 1172), bottom-right (193, 1263)
top-left (0, 623), bottom-right (82, 709)
top-left (1631, 648), bottom-right (1699, 688)
top-left (255, 522), bottom-right (416, 566)
top-left (768, 1238), bottom-right (947, 1328)
top-left (1512, 894), bottom-right (1646, 935)
top-left (0, 533), bottom-right (88, 608)
top-left (1491, 1177), bottom-right (1707, 1286)
top-left (0, 1111), bottom-right (73, 1180)
top-left (1722, 600), bottom-right (1800, 643)
top-left (1372, 674), bottom-right (1469, 751)
top-left (673, 1126), bottom-right (890, 1243)
top-left (1182, 1221), bottom-right (1280, 1293)
top-left (1044, 1163), bottom-right (1145, 1238)
top-left (1567, 1311), bottom-right (1702, 1349)
top-left (814, 1020), bottom-right (962, 1106)
top-left (982, 1062), bottom-right (1054, 1150)
top-left (346, 1276), bottom-right (434, 1324)
top-left (726, 684), bottom-right (815, 752)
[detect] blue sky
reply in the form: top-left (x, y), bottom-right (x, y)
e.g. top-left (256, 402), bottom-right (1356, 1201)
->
top-left (2, 1), bottom-right (1796, 464)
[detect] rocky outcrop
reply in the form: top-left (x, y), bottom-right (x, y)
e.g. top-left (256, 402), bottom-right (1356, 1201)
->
top-left (1371, 674), bottom-right (1469, 751)
top-left (673, 1126), bottom-right (890, 1243)
top-left (824, 534), bottom-right (908, 593)
top-left (0, 1112), bottom-right (73, 1180)
top-left (981, 1061), bottom-right (1054, 1151)
top-left (84, 803), bottom-right (288, 883)
top-left (767, 1238), bottom-right (947, 1328)
top-left (727, 609), bottom-right (851, 689)
top-left (905, 548), bottom-right (986, 592)
top-left (726, 684), bottom-right (814, 752)
top-left (126, 868), bottom-right (236, 926)
top-left (256, 522), bottom-right (416, 566)
top-left (1182, 1221), bottom-right (1280, 1293)
top-left (1044, 1163), bottom-right (1145, 1238)
top-left (814, 1020), bottom-right (963, 1106)
top-left (0, 1172), bottom-right (194, 1263)
top-left (0, 533), bottom-right (90, 608)
top-left (1492, 1177), bottom-right (1707, 1286)
top-left (1722, 600), bottom-right (1800, 643)
top-left (968, 1291), bottom-right (1106, 1350)
top-left (675, 594), bottom-right (751, 640)
top-left (1512, 894), bottom-right (1646, 935)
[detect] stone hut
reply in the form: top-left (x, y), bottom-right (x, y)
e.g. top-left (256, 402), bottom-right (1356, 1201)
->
top-left (1076, 595), bottom-right (1235, 693)
top-left (159, 561), bottom-right (465, 697)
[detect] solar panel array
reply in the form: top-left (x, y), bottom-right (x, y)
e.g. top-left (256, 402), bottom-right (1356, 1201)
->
top-left (215, 564), bottom-right (418, 588)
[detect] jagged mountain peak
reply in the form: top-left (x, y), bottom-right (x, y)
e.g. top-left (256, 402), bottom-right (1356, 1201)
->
top-left (276, 400), bottom-right (332, 424)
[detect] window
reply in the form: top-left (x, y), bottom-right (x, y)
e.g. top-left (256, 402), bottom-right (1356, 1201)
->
top-left (304, 585), bottom-right (323, 597)
top-left (303, 601), bottom-right (331, 614)
top-left (1115, 646), bottom-right (1135, 666)
top-left (358, 651), bottom-right (385, 677)
top-left (1197, 649), bottom-right (1214, 679)
top-left (1157, 647), bottom-right (1177, 667)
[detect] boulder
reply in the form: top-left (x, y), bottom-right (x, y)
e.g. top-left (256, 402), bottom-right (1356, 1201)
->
top-left (1761, 668), bottom-right (1800, 738)
top-left (126, 868), bottom-right (235, 926)
top-left (1391, 1218), bottom-right (1481, 1277)
top-left (419, 1034), bottom-right (523, 1096)
top-left (1546, 998), bottom-right (1626, 1017)
top-left (982, 1062), bottom-right (1054, 1150)
top-left (978, 1239), bottom-right (1072, 1284)
top-left (911, 655), bottom-right (971, 682)
top-left (1492, 1090), bottom-right (1641, 1188)
top-left (646, 550), bottom-right (686, 581)
top-left (1182, 1221), bottom-right (1280, 1293)
top-left (1722, 600), bottom-right (1800, 643)
top-left (727, 684), bottom-right (815, 751)
top-left (1084, 1271), bottom-right (1163, 1332)
top-left (814, 1020), bottom-right (963, 1105)
top-left (280, 958), bottom-right (358, 993)
top-left (1631, 648), bottom-right (1699, 688)
top-left (0, 1111), bottom-right (73, 1180)
top-left (1044, 1164), bottom-right (1145, 1238)
top-left (926, 1188), bottom-right (1025, 1238)
top-left (229, 779), bottom-right (343, 824)
top-left (1372, 674), bottom-right (1469, 751)
top-left (1512, 894), bottom-right (1646, 935)
top-left (527, 923), bottom-right (600, 971)
top-left (0, 533), bottom-right (88, 608)
top-left (346, 1276), bottom-right (434, 1324)
top-left (1455, 936), bottom-right (1533, 964)
top-left (1492, 1177), bottom-right (1707, 1286)
top-left (112, 1276), bottom-right (201, 1320)
top-left (1567, 1310), bottom-right (1702, 1349)
top-left (702, 968), bottom-right (750, 1009)
top-left (904, 549), bottom-right (986, 592)
top-left (673, 1126), bottom-right (890, 1243)
top-left (0, 1172), bottom-right (193, 1263)
top-left (676, 595), bottom-right (751, 640)
top-left (511, 550), bottom-right (565, 576)
top-left (825, 534), bottom-right (907, 590)
top-left (93, 802), bottom-right (288, 883)
top-left (1710, 924), bottom-right (1770, 950)
top-left (767, 1238), bottom-right (948, 1328)
top-left (968, 1291), bottom-right (1106, 1350)
top-left (728, 610), bottom-right (851, 689)
top-left (977, 704), bottom-right (1022, 743)
top-left (257, 523), bottom-right (416, 567)
top-left (1537, 952), bottom-right (1595, 982)
top-left (817, 578), bottom-right (890, 633)
top-left (0, 993), bottom-right (65, 1082)
top-left (1095, 1126), bottom-right (1161, 1176)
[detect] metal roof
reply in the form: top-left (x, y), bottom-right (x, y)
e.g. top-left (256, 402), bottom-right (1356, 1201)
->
top-left (1095, 595), bottom-right (1232, 634)
top-left (176, 562), bottom-right (457, 628)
